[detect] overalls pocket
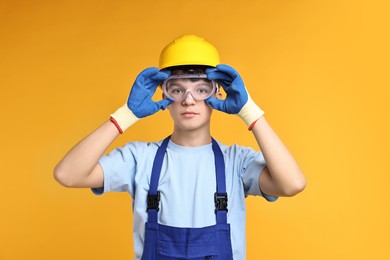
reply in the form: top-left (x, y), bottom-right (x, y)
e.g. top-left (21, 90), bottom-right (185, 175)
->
top-left (156, 224), bottom-right (220, 259)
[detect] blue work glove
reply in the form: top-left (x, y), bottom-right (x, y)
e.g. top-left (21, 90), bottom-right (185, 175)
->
top-left (111, 67), bottom-right (172, 133)
top-left (206, 64), bottom-right (264, 128)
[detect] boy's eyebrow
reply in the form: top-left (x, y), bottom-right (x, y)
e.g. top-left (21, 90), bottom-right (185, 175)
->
top-left (167, 79), bottom-right (213, 88)
top-left (166, 79), bottom-right (185, 87)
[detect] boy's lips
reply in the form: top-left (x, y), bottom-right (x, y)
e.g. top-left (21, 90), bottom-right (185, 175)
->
top-left (181, 111), bottom-right (198, 118)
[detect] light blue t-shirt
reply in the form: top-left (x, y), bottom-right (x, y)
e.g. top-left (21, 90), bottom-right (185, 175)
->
top-left (92, 139), bottom-right (277, 260)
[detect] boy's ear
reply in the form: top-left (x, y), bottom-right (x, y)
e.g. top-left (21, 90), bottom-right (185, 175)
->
top-left (216, 91), bottom-right (223, 100)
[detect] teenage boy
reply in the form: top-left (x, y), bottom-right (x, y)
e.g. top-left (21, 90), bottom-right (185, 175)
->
top-left (54, 34), bottom-right (306, 260)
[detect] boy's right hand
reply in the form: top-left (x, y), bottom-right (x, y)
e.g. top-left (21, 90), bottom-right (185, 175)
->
top-left (127, 67), bottom-right (172, 118)
top-left (110, 67), bottom-right (172, 133)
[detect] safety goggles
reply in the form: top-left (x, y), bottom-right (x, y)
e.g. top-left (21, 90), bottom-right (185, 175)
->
top-left (162, 74), bottom-right (217, 102)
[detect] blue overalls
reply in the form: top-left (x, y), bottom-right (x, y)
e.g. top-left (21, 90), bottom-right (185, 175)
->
top-left (141, 136), bottom-right (234, 259)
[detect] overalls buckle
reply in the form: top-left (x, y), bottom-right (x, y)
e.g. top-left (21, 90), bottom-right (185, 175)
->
top-left (147, 191), bottom-right (160, 211)
top-left (214, 192), bottom-right (228, 212)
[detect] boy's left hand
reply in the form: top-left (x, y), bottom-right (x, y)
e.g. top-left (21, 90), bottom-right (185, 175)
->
top-left (205, 64), bottom-right (264, 128)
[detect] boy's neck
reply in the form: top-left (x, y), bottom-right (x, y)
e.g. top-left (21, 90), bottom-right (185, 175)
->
top-left (170, 129), bottom-right (212, 147)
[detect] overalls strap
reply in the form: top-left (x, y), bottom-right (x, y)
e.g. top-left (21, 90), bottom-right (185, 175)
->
top-left (147, 136), bottom-right (170, 223)
top-left (212, 138), bottom-right (228, 224)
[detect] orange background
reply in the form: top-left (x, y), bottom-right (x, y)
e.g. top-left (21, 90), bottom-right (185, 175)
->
top-left (1, 0), bottom-right (389, 259)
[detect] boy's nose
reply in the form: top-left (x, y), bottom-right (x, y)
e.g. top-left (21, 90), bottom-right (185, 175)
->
top-left (182, 91), bottom-right (196, 105)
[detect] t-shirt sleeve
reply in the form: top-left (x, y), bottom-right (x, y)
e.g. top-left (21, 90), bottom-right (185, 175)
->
top-left (239, 146), bottom-right (278, 202)
top-left (91, 142), bottom-right (146, 197)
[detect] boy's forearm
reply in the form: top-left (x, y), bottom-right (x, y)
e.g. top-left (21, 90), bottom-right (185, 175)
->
top-left (252, 116), bottom-right (306, 196)
top-left (54, 120), bottom-right (119, 187)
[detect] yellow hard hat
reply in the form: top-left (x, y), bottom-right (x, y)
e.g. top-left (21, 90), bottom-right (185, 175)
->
top-left (159, 35), bottom-right (220, 70)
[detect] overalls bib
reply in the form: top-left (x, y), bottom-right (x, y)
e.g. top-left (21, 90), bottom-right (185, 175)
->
top-left (141, 136), bottom-right (234, 260)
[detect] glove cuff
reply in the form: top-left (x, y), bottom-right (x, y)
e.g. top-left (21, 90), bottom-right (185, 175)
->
top-left (238, 98), bottom-right (264, 129)
top-left (110, 104), bottom-right (139, 133)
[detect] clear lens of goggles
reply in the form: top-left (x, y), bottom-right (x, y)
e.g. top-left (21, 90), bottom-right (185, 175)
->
top-left (162, 74), bottom-right (217, 101)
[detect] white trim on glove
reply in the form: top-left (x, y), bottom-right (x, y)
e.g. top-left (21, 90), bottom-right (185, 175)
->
top-left (110, 104), bottom-right (139, 133)
top-left (238, 98), bottom-right (264, 129)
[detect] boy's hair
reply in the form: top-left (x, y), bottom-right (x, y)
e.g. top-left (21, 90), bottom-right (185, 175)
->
top-left (168, 65), bottom-right (212, 76)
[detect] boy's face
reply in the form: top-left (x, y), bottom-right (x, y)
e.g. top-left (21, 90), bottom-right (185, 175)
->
top-left (166, 77), bottom-right (221, 132)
